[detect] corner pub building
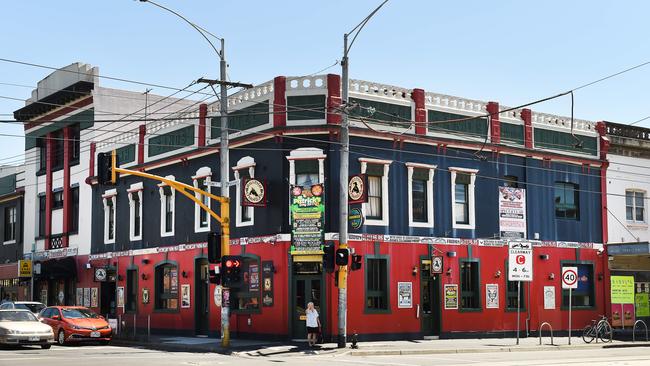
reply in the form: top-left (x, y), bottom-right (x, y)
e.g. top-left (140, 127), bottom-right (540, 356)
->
top-left (17, 64), bottom-right (609, 341)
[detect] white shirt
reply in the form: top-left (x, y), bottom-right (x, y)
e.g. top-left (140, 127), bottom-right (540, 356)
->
top-left (306, 308), bottom-right (319, 327)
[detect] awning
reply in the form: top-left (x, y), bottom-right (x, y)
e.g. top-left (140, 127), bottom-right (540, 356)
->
top-left (0, 263), bottom-right (18, 280)
top-left (36, 256), bottom-right (77, 279)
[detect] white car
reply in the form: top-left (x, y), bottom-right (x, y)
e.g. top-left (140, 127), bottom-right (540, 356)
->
top-left (0, 301), bottom-right (46, 316)
top-left (0, 309), bottom-right (54, 348)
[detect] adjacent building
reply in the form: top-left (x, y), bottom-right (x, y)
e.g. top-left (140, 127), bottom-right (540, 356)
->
top-left (0, 165), bottom-right (26, 301)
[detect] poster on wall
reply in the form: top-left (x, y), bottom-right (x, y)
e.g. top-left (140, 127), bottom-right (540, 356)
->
top-left (181, 284), bottom-right (191, 308)
top-left (91, 288), bottom-right (98, 308)
top-left (262, 261), bottom-right (274, 307)
top-left (397, 282), bottom-right (413, 308)
top-left (444, 284), bottom-right (458, 310)
top-left (83, 288), bottom-right (91, 308)
top-left (142, 288), bottom-right (150, 304)
top-left (76, 288), bottom-right (83, 306)
top-left (214, 285), bottom-right (222, 307)
top-left (486, 284), bottom-right (499, 309)
top-left (498, 187), bottom-right (527, 239)
top-left (249, 264), bottom-right (259, 292)
top-left (544, 286), bottom-right (556, 310)
top-left (636, 293), bottom-right (650, 317)
top-left (290, 184), bottom-right (325, 254)
top-left (117, 287), bottom-right (124, 308)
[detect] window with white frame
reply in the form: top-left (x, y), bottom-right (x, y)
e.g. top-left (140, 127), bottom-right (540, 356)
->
top-left (4, 206), bottom-right (16, 243)
top-left (450, 168), bottom-right (478, 229)
top-left (193, 167), bottom-right (212, 232)
top-left (233, 157), bottom-right (255, 227)
top-left (626, 190), bottom-right (646, 223)
top-left (103, 189), bottom-right (117, 244)
top-left (128, 183), bottom-right (143, 241)
top-left (360, 158), bottom-right (392, 226)
top-left (407, 163), bottom-right (435, 227)
top-left (159, 176), bottom-right (175, 237)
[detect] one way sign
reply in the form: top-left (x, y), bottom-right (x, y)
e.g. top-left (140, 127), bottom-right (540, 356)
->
top-left (508, 241), bottom-right (533, 282)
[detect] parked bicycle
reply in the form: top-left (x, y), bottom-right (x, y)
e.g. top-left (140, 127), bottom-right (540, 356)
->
top-left (582, 315), bottom-right (612, 343)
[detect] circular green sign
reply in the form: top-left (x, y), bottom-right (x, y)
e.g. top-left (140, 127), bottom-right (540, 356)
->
top-left (349, 207), bottom-right (363, 229)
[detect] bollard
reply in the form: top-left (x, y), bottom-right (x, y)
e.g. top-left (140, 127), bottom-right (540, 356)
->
top-left (351, 333), bottom-right (359, 349)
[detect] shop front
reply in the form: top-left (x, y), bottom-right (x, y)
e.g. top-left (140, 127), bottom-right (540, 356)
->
top-left (607, 242), bottom-right (650, 327)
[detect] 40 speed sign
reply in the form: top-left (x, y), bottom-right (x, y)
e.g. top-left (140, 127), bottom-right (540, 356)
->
top-left (562, 266), bottom-right (578, 289)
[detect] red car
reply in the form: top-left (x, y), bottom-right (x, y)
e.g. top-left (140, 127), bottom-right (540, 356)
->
top-left (40, 306), bottom-right (112, 345)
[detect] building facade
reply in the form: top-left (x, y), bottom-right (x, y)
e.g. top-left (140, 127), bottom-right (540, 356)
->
top-left (605, 122), bottom-right (650, 327)
top-left (0, 165), bottom-right (26, 301)
top-left (80, 74), bottom-right (608, 340)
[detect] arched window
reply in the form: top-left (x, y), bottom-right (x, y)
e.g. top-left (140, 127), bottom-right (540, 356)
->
top-left (155, 262), bottom-right (178, 311)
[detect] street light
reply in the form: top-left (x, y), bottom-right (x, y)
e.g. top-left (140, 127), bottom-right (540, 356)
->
top-left (338, 0), bottom-right (389, 349)
top-left (138, 0), bottom-right (233, 348)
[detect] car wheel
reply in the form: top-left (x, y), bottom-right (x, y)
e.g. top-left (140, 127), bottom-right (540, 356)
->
top-left (41, 344), bottom-right (51, 349)
top-left (57, 330), bottom-right (66, 346)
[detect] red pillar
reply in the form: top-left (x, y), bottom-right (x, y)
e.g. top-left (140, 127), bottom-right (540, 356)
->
top-left (198, 103), bottom-right (207, 147)
top-left (521, 108), bottom-right (533, 149)
top-left (45, 133), bottom-right (53, 249)
top-left (327, 74), bottom-right (342, 125)
top-left (88, 142), bottom-right (96, 181)
top-left (138, 125), bottom-right (146, 165)
top-left (487, 102), bottom-right (500, 144)
top-left (595, 120), bottom-right (611, 319)
top-left (411, 88), bottom-right (426, 135)
top-left (62, 127), bottom-right (71, 247)
top-left (273, 76), bottom-right (287, 128)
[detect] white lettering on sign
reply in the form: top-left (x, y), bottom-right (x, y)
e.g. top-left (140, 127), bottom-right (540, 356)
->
top-left (562, 267), bottom-right (578, 289)
top-left (508, 241), bottom-right (533, 282)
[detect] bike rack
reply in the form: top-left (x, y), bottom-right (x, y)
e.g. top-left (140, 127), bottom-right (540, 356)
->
top-left (539, 322), bottom-right (554, 345)
top-left (633, 320), bottom-right (648, 342)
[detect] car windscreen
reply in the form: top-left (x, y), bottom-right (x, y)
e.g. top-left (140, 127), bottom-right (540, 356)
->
top-left (0, 311), bottom-right (38, 322)
top-left (61, 308), bottom-right (100, 319)
top-left (16, 304), bottom-right (45, 313)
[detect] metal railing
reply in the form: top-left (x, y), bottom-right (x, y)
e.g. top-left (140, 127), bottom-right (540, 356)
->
top-left (633, 320), bottom-right (648, 342)
top-left (116, 314), bottom-right (151, 341)
top-left (538, 322), bottom-right (554, 345)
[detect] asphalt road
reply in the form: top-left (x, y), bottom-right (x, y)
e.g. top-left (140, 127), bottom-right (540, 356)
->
top-left (1, 344), bottom-right (649, 366)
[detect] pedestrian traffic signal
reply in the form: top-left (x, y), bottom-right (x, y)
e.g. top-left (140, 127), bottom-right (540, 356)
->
top-left (322, 242), bottom-right (335, 273)
top-left (207, 232), bottom-right (221, 263)
top-left (335, 248), bottom-right (349, 266)
top-left (221, 255), bottom-right (243, 288)
top-left (351, 254), bottom-right (362, 271)
top-left (97, 151), bottom-right (119, 185)
top-left (208, 267), bottom-right (221, 285)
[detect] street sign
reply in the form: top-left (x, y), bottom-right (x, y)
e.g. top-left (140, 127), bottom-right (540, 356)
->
top-left (508, 242), bottom-right (533, 282)
top-left (431, 256), bottom-right (443, 274)
top-left (562, 266), bottom-right (578, 289)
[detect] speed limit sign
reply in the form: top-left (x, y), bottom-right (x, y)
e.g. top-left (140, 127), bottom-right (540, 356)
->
top-left (562, 267), bottom-right (578, 289)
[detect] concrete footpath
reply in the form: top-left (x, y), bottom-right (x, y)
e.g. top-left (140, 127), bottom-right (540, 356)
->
top-left (112, 335), bottom-right (650, 357)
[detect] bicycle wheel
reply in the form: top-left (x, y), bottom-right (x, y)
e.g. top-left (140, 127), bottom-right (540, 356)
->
top-left (599, 321), bottom-right (612, 343)
top-left (582, 325), bottom-right (595, 343)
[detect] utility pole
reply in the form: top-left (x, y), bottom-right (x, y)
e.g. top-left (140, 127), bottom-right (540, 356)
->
top-left (338, 0), bottom-right (389, 349)
top-left (139, 0), bottom-right (250, 348)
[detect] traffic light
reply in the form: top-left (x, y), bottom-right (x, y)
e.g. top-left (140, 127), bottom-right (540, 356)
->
top-left (351, 254), bottom-right (362, 271)
top-left (208, 267), bottom-right (221, 285)
top-left (221, 256), bottom-right (243, 288)
top-left (97, 151), bottom-right (119, 185)
top-left (322, 242), bottom-right (335, 273)
top-left (207, 232), bottom-right (221, 263)
top-left (335, 248), bottom-right (349, 266)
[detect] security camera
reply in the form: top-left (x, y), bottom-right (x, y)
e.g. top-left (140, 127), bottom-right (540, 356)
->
top-left (597, 247), bottom-right (604, 255)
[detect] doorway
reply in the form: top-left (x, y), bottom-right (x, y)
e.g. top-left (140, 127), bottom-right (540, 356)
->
top-left (100, 281), bottom-right (116, 318)
top-left (290, 261), bottom-right (324, 340)
top-left (420, 259), bottom-right (441, 336)
top-left (194, 258), bottom-right (209, 336)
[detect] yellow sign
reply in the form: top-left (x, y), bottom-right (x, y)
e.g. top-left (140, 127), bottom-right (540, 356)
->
top-left (18, 260), bottom-right (32, 277)
top-left (610, 275), bottom-right (635, 304)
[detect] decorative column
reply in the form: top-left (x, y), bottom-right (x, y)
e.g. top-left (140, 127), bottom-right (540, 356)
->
top-left (411, 88), bottom-right (426, 135)
top-left (138, 125), bottom-right (146, 165)
top-left (45, 133), bottom-right (53, 249)
top-left (521, 108), bottom-right (533, 149)
top-left (273, 76), bottom-right (287, 128)
top-left (327, 74), bottom-right (342, 125)
top-left (486, 102), bottom-right (500, 144)
top-left (198, 103), bottom-right (207, 147)
top-left (62, 127), bottom-right (71, 246)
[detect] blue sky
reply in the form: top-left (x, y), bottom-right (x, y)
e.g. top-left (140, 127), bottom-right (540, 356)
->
top-left (1, 1), bottom-right (650, 164)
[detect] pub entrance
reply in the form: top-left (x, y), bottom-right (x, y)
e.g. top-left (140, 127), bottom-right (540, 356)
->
top-left (290, 259), bottom-right (324, 340)
top-left (420, 258), bottom-right (441, 337)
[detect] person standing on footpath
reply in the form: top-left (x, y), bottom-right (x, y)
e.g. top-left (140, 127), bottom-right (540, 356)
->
top-left (305, 301), bottom-right (320, 347)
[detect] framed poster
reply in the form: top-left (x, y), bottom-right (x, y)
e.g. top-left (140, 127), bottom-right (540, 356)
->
top-left (486, 284), bottom-right (499, 309)
top-left (181, 284), bottom-right (191, 308)
top-left (90, 288), bottom-right (98, 308)
top-left (444, 284), bottom-right (458, 310)
top-left (249, 264), bottom-right (259, 292)
top-left (544, 286), bottom-right (556, 310)
top-left (83, 288), bottom-right (91, 307)
top-left (142, 288), bottom-right (150, 304)
top-left (498, 187), bottom-right (527, 239)
top-left (262, 261), bottom-right (274, 307)
top-left (76, 288), bottom-right (83, 306)
top-left (397, 282), bottom-right (413, 308)
top-left (117, 287), bottom-right (124, 308)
